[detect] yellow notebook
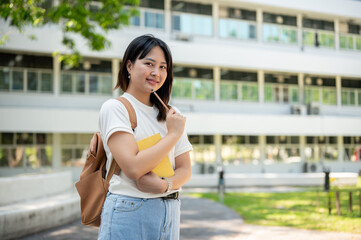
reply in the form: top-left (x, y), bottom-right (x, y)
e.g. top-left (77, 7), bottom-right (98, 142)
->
top-left (136, 133), bottom-right (175, 178)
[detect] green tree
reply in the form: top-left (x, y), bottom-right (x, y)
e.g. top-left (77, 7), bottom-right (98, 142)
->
top-left (0, 0), bottom-right (139, 67)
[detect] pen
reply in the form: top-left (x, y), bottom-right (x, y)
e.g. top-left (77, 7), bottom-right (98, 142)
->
top-left (152, 89), bottom-right (169, 111)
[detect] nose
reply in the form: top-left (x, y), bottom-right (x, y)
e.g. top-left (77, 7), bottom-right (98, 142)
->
top-left (151, 67), bottom-right (160, 77)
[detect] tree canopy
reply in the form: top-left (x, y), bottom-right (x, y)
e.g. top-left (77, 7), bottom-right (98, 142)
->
top-left (0, 0), bottom-right (139, 67)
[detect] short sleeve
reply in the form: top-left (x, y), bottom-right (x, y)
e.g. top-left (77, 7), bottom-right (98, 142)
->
top-left (172, 107), bottom-right (193, 158)
top-left (174, 130), bottom-right (193, 158)
top-left (99, 99), bottom-right (134, 146)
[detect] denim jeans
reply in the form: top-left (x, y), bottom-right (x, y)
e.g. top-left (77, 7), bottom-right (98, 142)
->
top-left (98, 192), bottom-right (181, 240)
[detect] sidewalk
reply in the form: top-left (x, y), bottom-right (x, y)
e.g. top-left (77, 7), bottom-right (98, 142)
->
top-left (20, 194), bottom-right (361, 240)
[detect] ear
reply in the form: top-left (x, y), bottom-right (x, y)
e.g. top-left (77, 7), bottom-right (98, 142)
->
top-left (126, 60), bottom-right (133, 74)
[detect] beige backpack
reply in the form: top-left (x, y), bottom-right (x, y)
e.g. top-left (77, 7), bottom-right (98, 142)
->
top-left (75, 97), bottom-right (137, 227)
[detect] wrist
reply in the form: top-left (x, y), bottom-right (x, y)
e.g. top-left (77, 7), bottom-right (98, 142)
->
top-left (166, 131), bottom-right (181, 142)
top-left (161, 177), bottom-right (172, 193)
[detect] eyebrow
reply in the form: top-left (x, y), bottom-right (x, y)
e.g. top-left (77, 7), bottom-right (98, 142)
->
top-left (145, 57), bottom-right (167, 65)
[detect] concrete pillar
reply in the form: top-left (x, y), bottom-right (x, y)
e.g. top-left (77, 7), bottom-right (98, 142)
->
top-left (23, 69), bottom-right (28, 92)
top-left (112, 58), bottom-right (120, 98)
top-left (336, 75), bottom-right (341, 107)
top-left (338, 135), bottom-right (344, 162)
top-left (259, 135), bottom-right (266, 173)
top-left (298, 73), bottom-right (304, 104)
top-left (52, 133), bottom-right (61, 169)
top-left (214, 66), bottom-right (220, 102)
top-left (212, 2), bottom-right (219, 39)
top-left (164, 0), bottom-right (172, 35)
top-left (53, 55), bottom-right (61, 96)
top-left (256, 9), bottom-right (263, 43)
top-left (300, 135), bottom-right (306, 165)
top-left (215, 134), bottom-right (222, 167)
top-left (258, 70), bottom-right (264, 103)
top-left (334, 18), bottom-right (340, 51)
top-left (297, 14), bottom-right (303, 49)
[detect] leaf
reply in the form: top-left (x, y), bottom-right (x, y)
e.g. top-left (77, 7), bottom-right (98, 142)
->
top-left (28, 34), bottom-right (37, 40)
top-left (0, 34), bottom-right (10, 45)
top-left (0, 0), bottom-right (140, 67)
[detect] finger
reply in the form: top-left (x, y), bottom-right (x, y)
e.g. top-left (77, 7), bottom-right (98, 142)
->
top-left (167, 108), bottom-right (176, 116)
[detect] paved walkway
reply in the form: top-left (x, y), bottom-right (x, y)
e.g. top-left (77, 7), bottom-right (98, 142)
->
top-left (20, 194), bottom-right (361, 240)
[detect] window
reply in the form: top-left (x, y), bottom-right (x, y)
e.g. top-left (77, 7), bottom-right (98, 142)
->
top-left (61, 134), bottom-right (92, 167)
top-left (265, 136), bottom-right (300, 164)
top-left (12, 71), bottom-right (24, 90)
top-left (188, 135), bottom-right (215, 174)
top-left (304, 77), bottom-right (336, 105)
top-left (302, 18), bottom-right (335, 49)
top-left (172, 1), bottom-right (212, 15)
top-left (3, 68), bottom-right (52, 93)
top-left (262, 13), bottom-right (297, 44)
top-left (343, 136), bottom-right (361, 162)
top-left (172, 1), bottom-right (213, 37)
top-left (127, 1), bottom-right (165, 30)
top-left (0, 132), bottom-right (52, 168)
top-left (27, 71), bottom-right (53, 92)
top-left (220, 70), bottom-right (258, 101)
top-left (172, 13), bottom-right (213, 36)
top-left (219, 7), bottom-right (256, 40)
top-left (140, 0), bottom-right (164, 9)
top-left (0, 53), bottom-right (53, 69)
top-left (61, 60), bottom-right (112, 95)
top-left (339, 23), bottom-right (361, 51)
top-left (144, 11), bottom-right (164, 29)
top-left (305, 136), bottom-right (338, 162)
top-left (222, 135), bottom-right (260, 165)
top-left (264, 74), bottom-right (298, 104)
top-left (341, 78), bottom-right (361, 106)
top-left (172, 66), bottom-right (214, 100)
top-left (0, 53), bottom-right (53, 93)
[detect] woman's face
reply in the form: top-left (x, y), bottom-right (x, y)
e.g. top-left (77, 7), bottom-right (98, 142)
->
top-left (126, 46), bottom-right (168, 95)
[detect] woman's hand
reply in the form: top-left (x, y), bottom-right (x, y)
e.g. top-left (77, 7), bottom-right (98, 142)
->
top-left (136, 172), bottom-right (167, 194)
top-left (166, 108), bottom-right (186, 139)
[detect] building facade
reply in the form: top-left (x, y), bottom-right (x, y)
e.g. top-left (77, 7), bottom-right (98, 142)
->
top-left (1, 0), bottom-right (361, 179)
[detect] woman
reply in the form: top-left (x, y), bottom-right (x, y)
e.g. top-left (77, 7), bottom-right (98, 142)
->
top-left (98, 34), bottom-right (192, 240)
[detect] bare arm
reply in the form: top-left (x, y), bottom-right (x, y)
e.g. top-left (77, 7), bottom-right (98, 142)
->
top-left (136, 151), bottom-right (192, 193)
top-left (108, 108), bottom-right (185, 180)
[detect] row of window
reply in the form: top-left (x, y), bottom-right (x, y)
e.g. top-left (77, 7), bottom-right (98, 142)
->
top-left (189, 135), bottom-right (359, 145)
top-left (189, 135), bottom-right (361, 167)
top-left (0, 67), bottom-right (113, 95)
top-left (125, 5), bottom-right (361, 51)
top-left (2, 67), bottom-right (361, 106)
top-left (3, 144), bottom-right (356, 169)
top-left (1, 133), bottom-right (359, 168)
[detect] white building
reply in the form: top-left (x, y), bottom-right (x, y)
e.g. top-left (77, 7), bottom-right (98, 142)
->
top-left (1, 0), bottom-right (361, 180)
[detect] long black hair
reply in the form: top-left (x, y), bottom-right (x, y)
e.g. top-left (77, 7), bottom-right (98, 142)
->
top-left (115, 34), bottom-right (173, 121)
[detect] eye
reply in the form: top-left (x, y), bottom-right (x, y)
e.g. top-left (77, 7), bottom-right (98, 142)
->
top-left (145, 62), bottom-right (153, 66)
top-left (160, 65), bottom-right (167, 70)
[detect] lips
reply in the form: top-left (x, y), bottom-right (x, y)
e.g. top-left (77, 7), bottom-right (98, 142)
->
top-left (147, 78), bottom-right (159, 86)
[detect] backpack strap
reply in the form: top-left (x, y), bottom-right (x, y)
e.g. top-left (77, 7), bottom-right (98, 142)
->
top-left (117, 97), bottom-right (137, 131)
top-left (106, 96), bottom-right (137, 181)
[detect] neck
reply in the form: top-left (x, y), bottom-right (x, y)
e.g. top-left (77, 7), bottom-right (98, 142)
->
top-left (126, 90), bottom-right (152, 106)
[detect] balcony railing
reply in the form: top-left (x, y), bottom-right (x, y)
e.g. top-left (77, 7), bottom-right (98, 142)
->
top-left (219, 18), bottom-right (257, 40)
top-left (303, 29), bottom-right (335, 49)
top-left (340, 33), bottom-right (361, 51)
top-left (172, 12), bottom-right (213, 37)
top-left (262, 24), bottom-right (298, 44)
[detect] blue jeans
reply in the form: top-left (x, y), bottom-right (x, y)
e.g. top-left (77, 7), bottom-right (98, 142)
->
top-left (98, 192), bottom-right (181, 240)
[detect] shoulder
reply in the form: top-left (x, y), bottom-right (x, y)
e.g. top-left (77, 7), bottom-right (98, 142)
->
top-left (100, 98), bottom-right (127, 116)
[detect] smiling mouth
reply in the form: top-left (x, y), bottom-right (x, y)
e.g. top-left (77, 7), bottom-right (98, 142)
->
top-left (147, 79), bottom-right (159, 85)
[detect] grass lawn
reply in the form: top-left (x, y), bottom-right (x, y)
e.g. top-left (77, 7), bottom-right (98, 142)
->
top-left (189, 177), bottom-right (361, 234)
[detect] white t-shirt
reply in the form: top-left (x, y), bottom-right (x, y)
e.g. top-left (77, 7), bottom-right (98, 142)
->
top-left (98, 92), bottom-right (193, 198)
